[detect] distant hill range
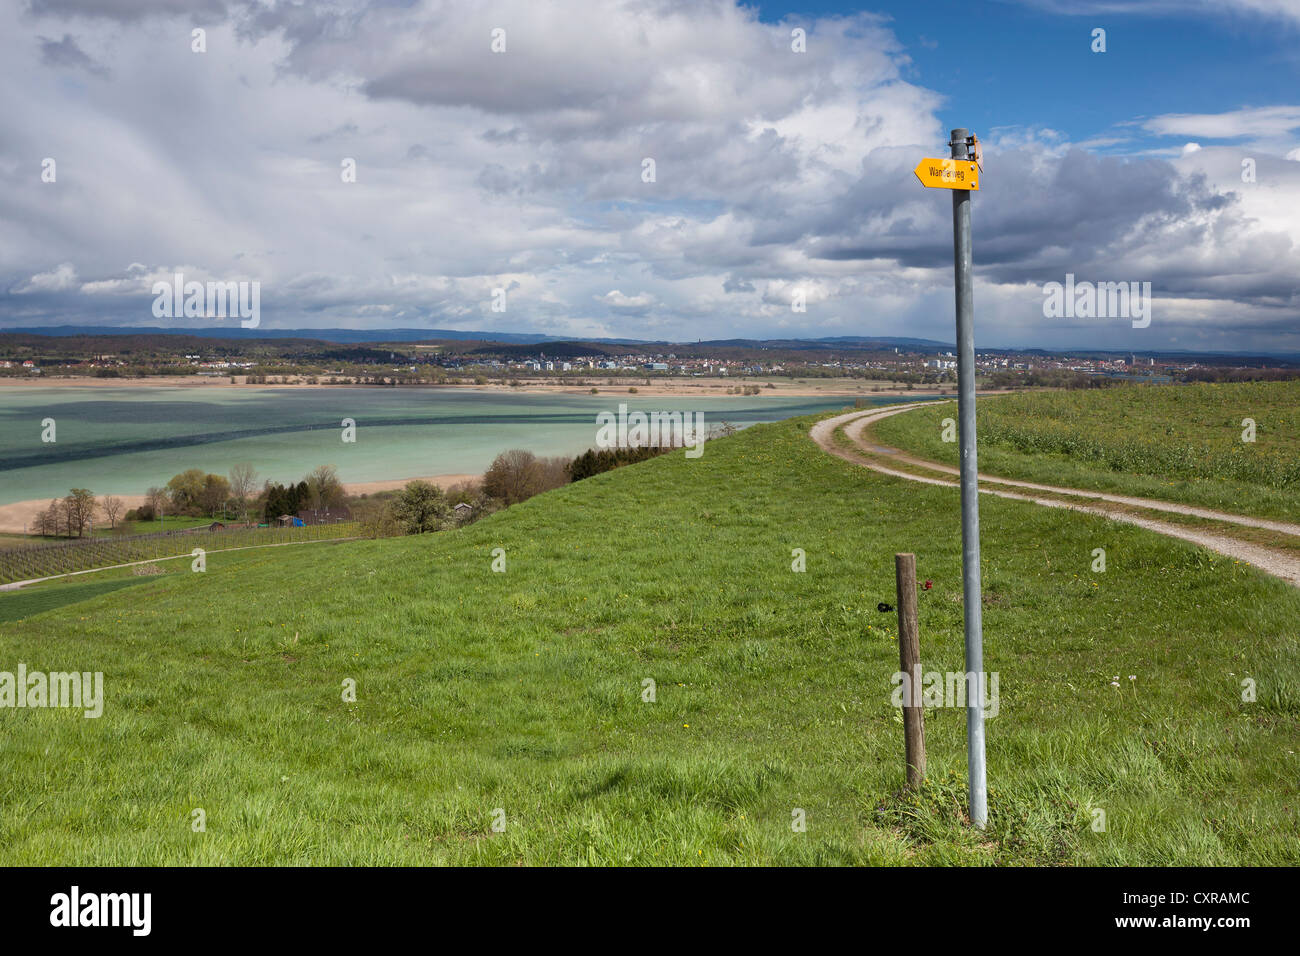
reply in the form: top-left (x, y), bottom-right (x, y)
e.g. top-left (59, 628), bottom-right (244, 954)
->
top-left (1, 325), bottom-right (567, 345)
top-left (1, 325), bottom-right (1296, 365)
top-left (0, 325), bottom-right (951, 350)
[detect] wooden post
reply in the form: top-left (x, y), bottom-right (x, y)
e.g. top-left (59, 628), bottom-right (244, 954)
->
top-left (895, 553), bottom-right (926, 789)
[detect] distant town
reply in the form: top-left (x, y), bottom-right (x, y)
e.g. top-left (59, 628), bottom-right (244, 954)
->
top-left (1, 330), bottom-right (1295, 388)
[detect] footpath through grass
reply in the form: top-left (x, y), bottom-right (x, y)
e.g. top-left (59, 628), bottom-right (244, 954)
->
top-left (1, 410), bottom-right (1297, 865)
top-left (872, 382), bottom-right (1300, 521)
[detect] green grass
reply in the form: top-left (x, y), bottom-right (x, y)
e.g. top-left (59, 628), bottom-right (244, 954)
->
top-left (872, 382), bottom-right (1300, 520)
top-left (1, 410), bottom-right (1297, 865)
top-left (0, 576), bottom-right (155, 624)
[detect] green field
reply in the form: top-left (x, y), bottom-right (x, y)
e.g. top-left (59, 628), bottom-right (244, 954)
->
top-left (1, 409), bottom-right (1297, 865)
top-left (0, 574), bottom-right (156, 624)
top-left (872, 381), bottom-right (1300, 520)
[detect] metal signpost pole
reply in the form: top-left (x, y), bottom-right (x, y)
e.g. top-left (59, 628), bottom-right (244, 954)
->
top-left (948, 128), bottom-right (987, 829)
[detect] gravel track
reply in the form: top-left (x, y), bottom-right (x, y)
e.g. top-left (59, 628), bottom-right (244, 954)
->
top-left (810, 405), bottom-right (1300, 588)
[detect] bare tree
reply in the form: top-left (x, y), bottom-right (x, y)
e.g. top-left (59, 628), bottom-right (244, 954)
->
top-left (101, 495), bottom-right (124, 529)
top-left (306, 464), bottom-right (344, 511)
top-left (145, 486), bottom-right (168, 520)
top-left (34, 499), bottom-right (62, 537)
top-left (445, 479), bottom-right (485, 506)
top-left (482, 450), bottom-right (569, 505)
top-left (228, 463), bottom-right (258, 521)
top-left (537, 456), bottom-right (571, 492)
top-left (483, 450), bottom-right (543, 505)
top-left (63, 488), bottom-right (96, 538)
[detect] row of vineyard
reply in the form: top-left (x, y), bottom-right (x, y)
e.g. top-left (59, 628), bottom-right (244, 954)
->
top-left (0, 522), bottom-right (360, 585)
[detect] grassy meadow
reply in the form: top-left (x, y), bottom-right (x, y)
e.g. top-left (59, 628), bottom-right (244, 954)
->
top-left (1, 407), bottom-right (1298, 865)
top-left (872, 381), bottom-right (1300, 520)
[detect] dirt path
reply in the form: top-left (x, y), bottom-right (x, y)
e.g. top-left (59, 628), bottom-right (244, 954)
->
top-left (810, 406), bottom-right (1300, 588)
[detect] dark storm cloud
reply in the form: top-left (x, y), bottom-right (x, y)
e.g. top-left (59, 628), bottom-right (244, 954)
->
top-left (27, 0), bottom-right (231, 21)
top-left (38, 32), bottom-right (108, 75)
top-left (803, 148), bottom-right (1278, 295)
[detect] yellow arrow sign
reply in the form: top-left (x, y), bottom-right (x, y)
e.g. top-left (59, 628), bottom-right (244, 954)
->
top-left (914, 158), bottom-right (979, 190)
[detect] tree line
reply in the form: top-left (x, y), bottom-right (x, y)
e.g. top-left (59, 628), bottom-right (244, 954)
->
top-left (31, 489), bottom-right (122, 538)
top-left (360, 424), bottom-right (736, 538)
top-left (32, 463), bottom-right (349, 538)
top-left (30, 422), bottom-right (736, 539)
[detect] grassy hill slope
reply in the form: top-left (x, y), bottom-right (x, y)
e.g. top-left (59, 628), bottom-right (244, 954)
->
top-left (2, 411), bottom-right (1297, 865)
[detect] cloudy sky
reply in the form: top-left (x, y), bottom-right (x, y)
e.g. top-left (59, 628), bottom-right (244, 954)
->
top-left (2, 0), bottom-right (1299, 352)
